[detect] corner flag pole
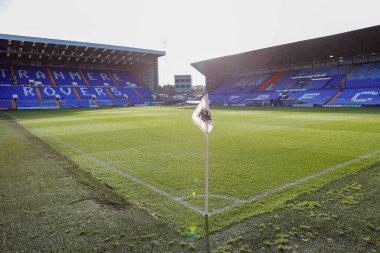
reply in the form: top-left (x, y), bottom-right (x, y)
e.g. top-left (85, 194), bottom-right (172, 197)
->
top-left (205, 125), bottom-right (209, 216)
top-left (204, 94), bottom-right (209, 217)
top-left (191, 92), bottom-right (213, 217)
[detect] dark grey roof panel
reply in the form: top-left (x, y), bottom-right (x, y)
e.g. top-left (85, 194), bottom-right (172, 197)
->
top-left (192, 25), bottom-right (380, 77)
top-left (0, 33), bottom-right (165, 56)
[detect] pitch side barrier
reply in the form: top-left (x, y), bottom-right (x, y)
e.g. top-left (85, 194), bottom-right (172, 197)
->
top-left (0, 86), bottom-right (160, 109)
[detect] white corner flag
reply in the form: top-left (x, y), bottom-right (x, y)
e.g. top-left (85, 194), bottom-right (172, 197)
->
top-left (192, 93), bottom-right (213, 216)
top-left (192, 94), bottom-right (213, 134)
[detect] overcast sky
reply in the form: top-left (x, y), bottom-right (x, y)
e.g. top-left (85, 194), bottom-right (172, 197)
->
top-left (0, 0), bottom-right (380, 86)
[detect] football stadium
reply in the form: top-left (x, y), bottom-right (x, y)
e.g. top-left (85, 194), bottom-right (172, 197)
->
top-left (1, 7), bottom-right (380, 253)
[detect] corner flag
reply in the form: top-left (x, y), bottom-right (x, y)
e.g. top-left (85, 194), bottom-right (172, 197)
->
top-left (192, 94), bottom-right (213, 134)
top-left (192, 93), bottom-right (213, 216)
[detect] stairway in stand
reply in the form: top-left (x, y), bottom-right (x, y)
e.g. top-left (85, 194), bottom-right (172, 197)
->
top-left (256, 71), bottom-right (286, 91)
top-left (35, 88), bottom-right (43, 100)
top-left (134, 89), bottom-right (144, 99)
top-left (324, 90), bottom-right (342, 105)
top-left (338, 65), bottom-right (356, 88)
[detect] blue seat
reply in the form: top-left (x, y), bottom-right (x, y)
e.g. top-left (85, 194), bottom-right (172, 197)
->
top-left (330, 88), bottom-right (380, 105)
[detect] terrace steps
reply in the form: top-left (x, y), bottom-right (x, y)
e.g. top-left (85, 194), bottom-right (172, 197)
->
top-left (73, 88), bottom-right (81, 99)
top-left (78, 69), bottom-right (91, 87)
top-left (257, 72), bottom-right (285, 91)
top-left (339, 65), bottom-right (356, 88)
top-left (286, 78), bottom-right (299, 90)
top-left (325, 90), bottom-right (342, 105)
top-left (134, 88), bottom-right (144, 99)
top-left (10, 65), bottom-right (16, 80)
top-left (285, 91), bottom-right (296, 100)
top-left (105, 88), bottom-right (114, 99)
top-left (35, 88), bottom-right (43, 100)
top-left (47, 67), bottom-right (58, 87)
top-left (107, 71), bottom-right (120, 87)
top-left (132, 73), bottom-right (146, 88)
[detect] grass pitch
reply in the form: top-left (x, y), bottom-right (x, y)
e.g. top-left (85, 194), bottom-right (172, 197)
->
top-left (5, 106), bottom-right (380, 234)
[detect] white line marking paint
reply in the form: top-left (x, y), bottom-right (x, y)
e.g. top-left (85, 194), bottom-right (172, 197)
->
top-left (3, 110), bottom-right (380, 216)
top-left (2, 111), bottom-right (204, 214)
top-left (209, 149), bottom-right (380, 215)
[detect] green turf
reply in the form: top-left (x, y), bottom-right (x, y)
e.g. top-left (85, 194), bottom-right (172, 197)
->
top-left (0, 112), bottom-right (200, 252)
top-left (5, 106), bottom-right (380, 233)
top-left (209, 164), bottom-right (380, 253)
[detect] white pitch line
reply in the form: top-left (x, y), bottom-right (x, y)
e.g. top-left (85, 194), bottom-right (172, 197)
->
top-left (180, 194), bottom-right (242, 202)
top-left (3, 111), bottom-right (380, 217)
top-left (2, 111), bottom-right (204, 214)
top-left (208, 149), bottom-right (380, 215)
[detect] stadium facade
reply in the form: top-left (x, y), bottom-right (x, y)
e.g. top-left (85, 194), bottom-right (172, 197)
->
top-left (192, 25), bottom-right (380, 107)
top-left (0, 34), bottom-right (165, 110)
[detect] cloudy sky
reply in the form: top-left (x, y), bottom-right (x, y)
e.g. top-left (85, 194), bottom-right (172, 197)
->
top-left (0, 0), bottom-right (379, 86)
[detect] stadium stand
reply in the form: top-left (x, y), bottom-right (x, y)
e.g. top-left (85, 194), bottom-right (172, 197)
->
top-left (256, 72), bottom-right (285, 91)
top-left (208, 73), bottom-right (271, 105)
top-left (290, 89), bottom-right (340, 106)
top-left (0, 100), bottom-right (12, 110)
top-left (0, 65), bottom-right (12, 85)
top-left (49, 67), bottom-right (88, 87)
top-left (346, 63), bottom-right (380, 88)
top-left (207, 62), bottom-right (380, 107)
top-left (328, 88), bottom-right (380, 106)
top-left (291, 65), bottom-right (350, 90)
top-left (193, 25), bottom-right (380, 107)
top-left (13, 65), bottom-right (53, 86)
top-left (240, 91), bottom-right (281, 106)
top-left (0, 34), bottom-right (164, 110)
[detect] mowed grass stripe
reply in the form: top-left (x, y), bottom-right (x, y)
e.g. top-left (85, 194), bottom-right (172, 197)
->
top-left (2, 110), bottom-right (204, 215)
top-left (8, 109), bottom-right (380, 217)
top-left (6, 107), bottom-right (380, 224)
top-left (8, 107), bottom-right (380, 198)
top-left (209, 147), bottom-right (380, 215)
